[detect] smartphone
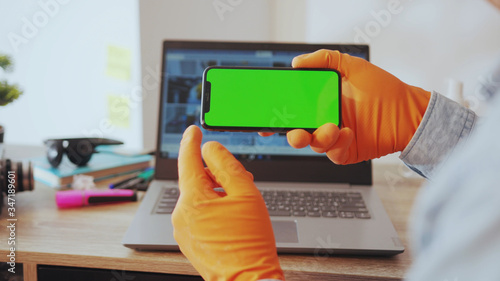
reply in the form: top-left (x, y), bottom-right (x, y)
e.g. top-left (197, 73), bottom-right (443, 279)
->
top-left (201, 66), bottom-right (341, 133)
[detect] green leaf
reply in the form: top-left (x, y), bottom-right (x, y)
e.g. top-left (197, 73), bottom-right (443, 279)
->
top-left (0, 80), bottom-right (23, 106)
top-left (0, 55), bottom-right (13, 71)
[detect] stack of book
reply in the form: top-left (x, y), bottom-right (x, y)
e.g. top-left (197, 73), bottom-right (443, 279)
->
top-left (32, 152), bottom-right (152, 188)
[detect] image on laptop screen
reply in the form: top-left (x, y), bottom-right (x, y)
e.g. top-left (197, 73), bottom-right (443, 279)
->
top-left (159, 43), bottom-right (368, 162)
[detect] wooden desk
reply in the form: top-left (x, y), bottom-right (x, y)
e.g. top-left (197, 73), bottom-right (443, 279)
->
top-left (0, 163), bottom-right (424, 281)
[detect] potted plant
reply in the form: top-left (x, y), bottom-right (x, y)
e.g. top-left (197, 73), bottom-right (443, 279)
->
top-left (0, 54), bottom-right (23, 142)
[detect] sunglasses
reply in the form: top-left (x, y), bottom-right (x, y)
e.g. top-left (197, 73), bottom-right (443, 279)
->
top-left (44, 138), bottom-right (123, 168)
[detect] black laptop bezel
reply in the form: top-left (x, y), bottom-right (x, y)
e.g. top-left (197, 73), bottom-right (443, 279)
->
top-left (154, 40), bottom-right (372, 185)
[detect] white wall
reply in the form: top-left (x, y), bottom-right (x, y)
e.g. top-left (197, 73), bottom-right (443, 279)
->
top-left (3, 0), bottom-right (499, 155)
top-left (139, 0), bottom-right (274, 150)
top-left (271, 0), bottom-right (500, 164)
top-left (270, 1), bottom-right (307, 43)
top-left (284, 0), bottom-right (500, 111)
top-left (0, 0), bottom-right (142, 149)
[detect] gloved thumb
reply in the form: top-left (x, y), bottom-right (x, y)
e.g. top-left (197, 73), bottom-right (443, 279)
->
top-left (201, 141), bottom-right (257, 196)
top-left (292, 49), bottom-right (351, 78)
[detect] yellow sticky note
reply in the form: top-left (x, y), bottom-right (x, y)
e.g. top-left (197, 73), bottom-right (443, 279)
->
top-left (106, 45), bottom-right (131, 81)
top-left (107, 94), bottom-right (130, 128)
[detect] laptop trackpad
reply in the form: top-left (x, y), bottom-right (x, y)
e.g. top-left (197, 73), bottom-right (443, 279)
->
top-left (271, 220), bottom-right (299, 243)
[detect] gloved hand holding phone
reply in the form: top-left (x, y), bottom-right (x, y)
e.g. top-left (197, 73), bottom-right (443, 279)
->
top-left (263, 49), bottom-right (431, 165)
top-left (173, 50), bottom-right (432, 280)
top-left (172, 125), bottom-right (284, 281)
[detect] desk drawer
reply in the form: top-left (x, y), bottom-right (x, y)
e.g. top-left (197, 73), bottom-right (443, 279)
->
top-left (38, 265), bottom-right (203, 281)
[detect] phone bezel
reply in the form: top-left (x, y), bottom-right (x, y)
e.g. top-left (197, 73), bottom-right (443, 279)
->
top-left (200, 66), bottom-right (342, 133)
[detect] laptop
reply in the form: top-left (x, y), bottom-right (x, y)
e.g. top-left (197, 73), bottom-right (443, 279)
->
top-left (123, 40), bottom-right (404, 256)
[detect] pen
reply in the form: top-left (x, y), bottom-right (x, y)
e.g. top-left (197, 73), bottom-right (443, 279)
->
top-left (109, 173), bottom-right (141, 189)
top-left (56, 189), bottom-right (137, 208)
top-left (109, 167), bottom-right (153, 189)
top-left (114, 168), bottom-right (154, 189)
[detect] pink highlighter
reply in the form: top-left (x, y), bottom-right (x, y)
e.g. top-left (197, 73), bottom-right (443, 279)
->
top-left (56, 189), bottom-right (137, 208)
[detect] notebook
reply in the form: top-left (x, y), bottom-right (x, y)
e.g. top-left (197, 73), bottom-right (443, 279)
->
top-left (32, 152), bottom-right (152, 187)
top-left (123, 40), bottom-right (404, 256)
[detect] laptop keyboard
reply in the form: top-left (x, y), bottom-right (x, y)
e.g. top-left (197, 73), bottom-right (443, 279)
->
top-left (154, 188), bottom-right (179, 214)
top-left (261, 190), bottom-right (371, 219)
top-left (154, 188), bottom-right (370, 219)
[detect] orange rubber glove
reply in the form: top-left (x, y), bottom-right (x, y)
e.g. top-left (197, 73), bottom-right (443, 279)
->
top-left (172, 125), bottom-right (284, 281)
top-left (280, 49), bottom-right (431, 164)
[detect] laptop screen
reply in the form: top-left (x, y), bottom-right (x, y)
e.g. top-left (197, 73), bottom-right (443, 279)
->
top-left (155, 41), bottom-right (372, 184)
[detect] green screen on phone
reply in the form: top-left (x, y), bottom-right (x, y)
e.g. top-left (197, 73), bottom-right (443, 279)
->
top-left (202, 67), bottom-right (340, 132)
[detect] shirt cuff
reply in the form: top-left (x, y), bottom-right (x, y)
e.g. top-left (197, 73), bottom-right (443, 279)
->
top-left (399, 91), bottom-right (477, 179)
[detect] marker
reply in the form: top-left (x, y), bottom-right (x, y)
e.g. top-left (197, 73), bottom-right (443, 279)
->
top-left (56, 189), bottom-right (137, 208)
